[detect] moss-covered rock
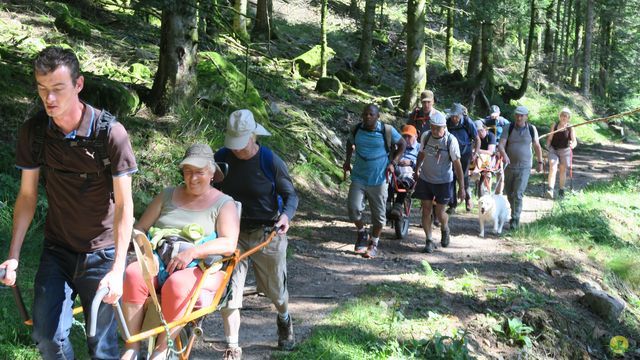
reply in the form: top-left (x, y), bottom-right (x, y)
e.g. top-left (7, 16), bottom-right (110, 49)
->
top-left (292, 45), bottom-right (335, 77)
top-left (197, 51), bottom-right (268, 123)
top-left (81, 74), bottom-right (140, 116)
top-left (315, 77), bottom-right (343, 96)
top-left (334, 69), bottom-right (358, 86)
top-left (54, 11), bottom-right (92, 38)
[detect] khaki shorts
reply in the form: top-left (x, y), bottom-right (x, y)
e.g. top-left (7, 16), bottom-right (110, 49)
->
top-left (549, 147), bottom-right (571, 167)
top-left (225, 227), bottom-right (288, 309)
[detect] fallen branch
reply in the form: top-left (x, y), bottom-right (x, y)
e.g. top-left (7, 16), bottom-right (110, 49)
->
top-left (538, 107), bottom-right (640, 139)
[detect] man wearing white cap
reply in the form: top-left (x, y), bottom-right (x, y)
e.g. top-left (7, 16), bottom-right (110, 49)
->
top-left (413, 112), bottom-right (465, 253)
top-left (214, 109), bottom-right (299, 359)
top-left (497, 106), bottom-right (543, 229)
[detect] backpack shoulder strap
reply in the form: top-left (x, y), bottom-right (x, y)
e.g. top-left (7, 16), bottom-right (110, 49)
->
top-left (348, 123), bottom-right (362, 145)
top-left (383, 123), bottom-right (393, 154)
top-left (259, 146), bottom-right (284, 213)
top-left (528, 123), bottom-right (535, 140)
top-left (93, 110), bottom-right (117, 169)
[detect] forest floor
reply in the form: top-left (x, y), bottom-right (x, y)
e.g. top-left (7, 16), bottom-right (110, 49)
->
top-left (188, 142), bottom-right (640, 360)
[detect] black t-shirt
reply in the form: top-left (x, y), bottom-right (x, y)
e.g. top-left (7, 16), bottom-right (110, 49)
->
top-left (480, 131), bottom-right (496, 151)
top-left (217, 147), bottom-right (298, 229)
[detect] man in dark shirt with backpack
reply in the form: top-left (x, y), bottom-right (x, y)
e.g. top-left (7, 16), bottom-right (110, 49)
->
top-left (215, 109), bottom-right (299, 359)
top-left (446, 103), bottom-right (480, 211)
top-left (0, 46), bottom-right (137, 359)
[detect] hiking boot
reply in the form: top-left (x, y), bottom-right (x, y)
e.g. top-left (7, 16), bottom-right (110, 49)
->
top-left (389, 203), bottom-right (403, 220)
top-left (558, 188), bottom-right (565, 198)
top-left (546, 188), bottom-right (554, 199)
top-left (422, 239), bottom-right (435, 253)
top-left (363, 242), bottom-right (378, 258)
top-left (223, 347), bottom-right (242, 360)
top-left (441, 226), bottom-right (450, 247)
top-left (277, 314), bottom-right (295, 350)
top-left (354, 230), bottom-right (368, 254)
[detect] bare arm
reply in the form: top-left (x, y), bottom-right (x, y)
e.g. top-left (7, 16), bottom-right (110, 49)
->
top-left (453, 159), bottom-right (466, 200)
top-left (533, 131), bottom-right (544, 173)
top-left (414, 150), bottom-right (425, 180)
top-left (0, 169), bottom-right (39, 286)
top-left (498, 137), bottom-right (509, 164)
top-left (343, 142), bottom-right (354, 179)
top-left (135, 192), bottom-right (164, 233)
top-left (570, 128), bottom-right (577, 149)
top-left (99, 174), bottom-right (134, 304)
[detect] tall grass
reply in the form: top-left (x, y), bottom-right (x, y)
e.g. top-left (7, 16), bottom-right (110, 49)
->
top-left (512, 171), bottom-right (640, 291)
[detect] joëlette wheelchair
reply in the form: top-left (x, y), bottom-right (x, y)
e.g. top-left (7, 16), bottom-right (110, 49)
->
top-left (385, 169), bottom-right (416, 239)
top-left (0, 227), bottom-right (279, 360)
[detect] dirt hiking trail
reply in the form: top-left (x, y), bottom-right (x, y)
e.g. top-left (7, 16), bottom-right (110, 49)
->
top-left (192, 142), bottom-right (640, 359)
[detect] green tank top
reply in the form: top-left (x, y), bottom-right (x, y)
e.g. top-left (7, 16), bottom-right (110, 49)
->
top-left (154, 187), bottom-right (234, 237)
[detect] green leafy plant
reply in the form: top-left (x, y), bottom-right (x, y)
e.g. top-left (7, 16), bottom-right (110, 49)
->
top-left (492, 317), bottom-right (535, 348)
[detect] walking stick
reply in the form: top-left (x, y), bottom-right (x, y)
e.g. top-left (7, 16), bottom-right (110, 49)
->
top-left (538, 107), bottom-right (640, 139)
top-left (569, 147), bottom-right (574, 191)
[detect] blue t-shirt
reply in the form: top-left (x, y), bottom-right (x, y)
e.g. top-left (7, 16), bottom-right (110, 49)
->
top-left (351, 122), bottom-right (402, 186)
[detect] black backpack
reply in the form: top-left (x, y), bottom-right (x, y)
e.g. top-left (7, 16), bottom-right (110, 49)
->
top-left (31, 110), bottom-right (116, 192)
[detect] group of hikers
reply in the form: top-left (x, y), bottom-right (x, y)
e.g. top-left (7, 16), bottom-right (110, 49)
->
top-left (0, 47), bottom-right (296, 360)
top-left (344, 90), bottom-right (577, 256)
top-left (0, 46), bottom-right (578, 360)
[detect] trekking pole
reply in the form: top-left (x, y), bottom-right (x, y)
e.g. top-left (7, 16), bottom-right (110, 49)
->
top-left (543, 155), bottom-right (547, 197)
top-left (0, 268), bottom-right (31, 324)
top-left (569, 147), bottom-right (574, 191)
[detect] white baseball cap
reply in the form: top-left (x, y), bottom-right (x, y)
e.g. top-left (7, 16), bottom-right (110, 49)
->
top-left (224, 109), bottom-right (271, 150)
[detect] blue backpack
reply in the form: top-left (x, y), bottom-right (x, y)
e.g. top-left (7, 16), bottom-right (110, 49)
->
top-left (215, 146), bottom-right (284, 214)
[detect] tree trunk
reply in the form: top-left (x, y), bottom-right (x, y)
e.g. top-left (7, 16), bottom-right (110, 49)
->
top-left (320, 0), bottom-right (328, 77)
top-left (501, 0), bottom-right (536, 102)
top-left (543, 0), bottom-right (555, 58)
top-left (581, 0), bottom-right (593, 96)
top-left (470, 20), bottom-right (495, 111)
top-left (199, 0), bottom-right (219, 43)
top-left (252, 0), bottom-right (277, 41)
top-left (560, 0), bottom-right (572, 79)
top-left (356, 0), bottom-right (377, 74)
top-left (349, 0), bottom-right (359, 18)
top-left (570, 0), bottom-right (582, 87)
top-left (399, 0), bottom-right (427, 110)
top-left (550, 0), bottom-right (562, 79)
top-left (445, 0), bottom-right (454, 73)
top-left (233, 0), bottom-right (249, 41)
top-left (150, 1), bottom-right (198, 116)
top-left (596, 15), bottom-right (612, 99)
top-left (466, 24), bottom-right (481, 79)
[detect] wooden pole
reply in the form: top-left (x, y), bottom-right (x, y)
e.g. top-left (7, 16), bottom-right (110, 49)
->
top-left (538, 107), bottom-right (640, 139)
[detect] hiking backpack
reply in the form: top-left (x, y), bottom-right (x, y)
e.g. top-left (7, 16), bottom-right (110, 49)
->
top-left (215, 146), bottom-right (284, 214)
top-left (31, 109), bottom-right (116, 192)
top-left (422, 131), bottom-right (455, 162)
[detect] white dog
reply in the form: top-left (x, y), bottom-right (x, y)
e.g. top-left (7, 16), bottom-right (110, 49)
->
top-left (478, 194), bottom-right (510, 237)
